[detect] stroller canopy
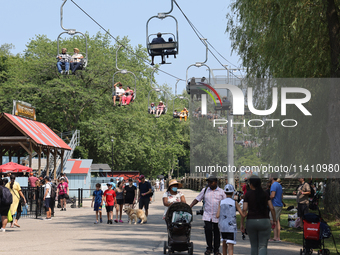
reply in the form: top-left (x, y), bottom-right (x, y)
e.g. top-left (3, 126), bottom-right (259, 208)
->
top-left (165, 202), bottom-right (193, 225)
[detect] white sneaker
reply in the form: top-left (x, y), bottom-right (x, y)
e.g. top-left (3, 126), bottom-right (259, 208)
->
top-left (44, 218), bottom-right (52, 221)
top-left (0, 228), bottom-right (5, 232)
top-left (60, 71), bottom-right (64, 74)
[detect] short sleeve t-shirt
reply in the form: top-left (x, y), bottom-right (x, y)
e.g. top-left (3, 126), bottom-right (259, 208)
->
top-left (125, 185), bottom-right (137, 200)
top-left (139, 181), bottom-right (151, 198)
top-left (28, 176), bottom-right (39, 187)
top-left (93, 190), bottom-right (104, 204)
top-left (296, 182), bottom-right (311, 204)
top-left (162, 191), bottom-right (184, 216)
top-left (115, 87), bottom-right (125, 96)
top-left (45, 183), bottom-right (51, 198)
top-left (270, 181), bottom-right (283, 207)
top-left (104, 189), bottom-right (116, 206)
top-left (57, 182), bottom-right (68, 195)
top-left (244, 189), bottom-right (270, 219)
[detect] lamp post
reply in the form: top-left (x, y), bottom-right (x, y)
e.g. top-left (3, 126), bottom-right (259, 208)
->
top-left (111, 137), bottom-right (114, 173)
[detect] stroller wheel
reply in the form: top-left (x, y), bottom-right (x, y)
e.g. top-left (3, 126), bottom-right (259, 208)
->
top-left (163, 241), bottom-right (167, 254)
top-left (300, 249), bottom-right (305, 255)
top-left (188, 242), bottom-right (194, 255)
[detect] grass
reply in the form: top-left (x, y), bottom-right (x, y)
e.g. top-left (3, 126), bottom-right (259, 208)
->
top-left (236, 199), bottom-right (340, 255)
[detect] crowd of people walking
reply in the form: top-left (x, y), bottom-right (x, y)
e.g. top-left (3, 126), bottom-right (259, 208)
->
top-left (1, 172), bottom-right (320, 255)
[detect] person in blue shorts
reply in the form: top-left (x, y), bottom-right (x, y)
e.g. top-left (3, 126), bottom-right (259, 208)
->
top-left (91, 183), bottom-right (104, 224)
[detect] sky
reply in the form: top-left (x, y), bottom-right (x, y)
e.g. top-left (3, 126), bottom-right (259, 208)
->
top-left (1, 0), bottom-right (244, 95)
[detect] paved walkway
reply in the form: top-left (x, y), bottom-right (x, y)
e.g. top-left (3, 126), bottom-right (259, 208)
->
top-left (0, 189), bottom-right (300, 255)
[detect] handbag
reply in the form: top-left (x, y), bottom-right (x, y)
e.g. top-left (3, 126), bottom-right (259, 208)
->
top-left (64, 194), bottom-right (69, 200)
top-left (7, 210), bottom-right (12, 222)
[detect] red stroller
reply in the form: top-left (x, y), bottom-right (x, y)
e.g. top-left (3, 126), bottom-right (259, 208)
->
top-left (300, 213), bottom-right (330, 255)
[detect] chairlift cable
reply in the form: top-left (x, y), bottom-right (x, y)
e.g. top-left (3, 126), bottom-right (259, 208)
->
top-left (70, 0), bottom-right (185, 81)
top-left (173, 0), bottom-right (243, 80)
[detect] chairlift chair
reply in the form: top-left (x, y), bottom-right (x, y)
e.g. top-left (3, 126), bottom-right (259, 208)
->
top-left (173, 96), bottom-right (189, 119)
top-left (148, 88), bottom-right (169, 116)
top-left (111, 46), bottom-right (138, 106)
top-left (146, 3), bottom-right (179, 65)
top-left (56, 0), bottom-right (88, 73)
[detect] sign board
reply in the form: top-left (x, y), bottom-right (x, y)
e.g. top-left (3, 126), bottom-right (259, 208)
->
top-left (12, 100), bottom-right (36, 120)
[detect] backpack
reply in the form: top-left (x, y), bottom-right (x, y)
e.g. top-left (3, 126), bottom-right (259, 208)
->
top-left (50, 183), bottom-right (57, 201)
top-left (308, 183), bottom-right (315, 198)
top-left (1, 186), bottom-right (13, 206)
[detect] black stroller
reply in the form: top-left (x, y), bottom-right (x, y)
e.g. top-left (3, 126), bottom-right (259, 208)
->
top-left (163, 202), bottom-right (193, 255)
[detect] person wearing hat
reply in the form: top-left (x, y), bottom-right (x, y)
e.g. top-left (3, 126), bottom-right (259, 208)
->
top-left (179, 107), bottom-right (188, 122)
top-left (150, 32), bottom-right (166, 65)
top-left (149, 102), bottom-right (156, 114)
top-left (217, 184), bottom-right (245, 255)
top-left (138, 175), bottom-right (152, 221)
top-left (28, 172), bottom-right (38, 188)
top-left (113, 82), bottom-right (125, 106)
top-left (70, 48), bottom-right (84, 74)
top-left (162, 179), bottom-right (186, 219)
top-left (190, 176), bottom-right (226, 255)
top-left (156, 101), bottom-right (165, 117)
top-left (56, 48), bottom-right (71, 74)
top-left (103, 182), bottom-right (117, 224)
top-left (43, 176), bottom-right (52, 220)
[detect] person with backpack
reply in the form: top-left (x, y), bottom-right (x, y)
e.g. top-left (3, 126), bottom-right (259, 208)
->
top-left (293, 178), bottom-right (311, 228)
top-left (50, 181), bottom-right (57, 217)
top-left (0, 178), bottom-right (13, 232)
top-left (5, 174), bottom-right (26, 228)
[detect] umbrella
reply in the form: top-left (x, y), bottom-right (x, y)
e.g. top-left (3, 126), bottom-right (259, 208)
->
top-left (0, 162), bottom-right (32, 173)
top-left (157, 175), bottom-right (164, 179)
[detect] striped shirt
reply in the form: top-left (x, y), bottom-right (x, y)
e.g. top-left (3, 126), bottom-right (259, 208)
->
top-left (196, 186), bottom-right (226, 223)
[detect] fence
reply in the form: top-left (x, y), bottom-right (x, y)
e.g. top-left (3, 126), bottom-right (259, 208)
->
top-left (19, 187), bottom-right (84, 219)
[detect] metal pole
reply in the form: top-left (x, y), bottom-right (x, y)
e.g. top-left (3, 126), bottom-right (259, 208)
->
top-left (227, 91), bottom-right (234, 187)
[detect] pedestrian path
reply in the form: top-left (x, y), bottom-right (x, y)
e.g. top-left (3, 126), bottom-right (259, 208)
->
top-left (0, 189), bottom-right (301, 255)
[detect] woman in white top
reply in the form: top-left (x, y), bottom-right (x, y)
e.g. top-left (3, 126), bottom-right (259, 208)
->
top-left (162, 179), bottom-right (186, 219)
top-left (70, 48), bottom-right (84, 74)
top-left (155, 179), bottom-right (160, 191)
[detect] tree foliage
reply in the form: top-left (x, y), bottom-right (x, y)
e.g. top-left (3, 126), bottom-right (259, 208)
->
top-left (226, 0), bottom-right (340, 218)
top-left (0, 33), bottom-right (190, 178)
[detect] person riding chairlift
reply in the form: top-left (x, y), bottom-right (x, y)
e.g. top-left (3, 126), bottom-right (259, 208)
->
top-left (156, 101), bottom-right (165, 117)
top-left (122, 86), bottom-right (134, 106)
top-left (149, 102), bottom-right (156, 114)
top-left (113, 82), bottom-right (125, 106)
top-left (179, 108), bottom-right (188, 122)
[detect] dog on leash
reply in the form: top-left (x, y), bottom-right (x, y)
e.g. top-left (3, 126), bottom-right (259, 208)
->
top-left (123, 207), bottom-right (147, 224)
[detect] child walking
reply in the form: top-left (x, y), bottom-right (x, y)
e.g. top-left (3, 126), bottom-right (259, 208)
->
top-left (103, 182), bottom-right (117, 224)
top-left (216, 184), bottom-right (246, 255)
top-left (91, 183), bottom-right (104, 224)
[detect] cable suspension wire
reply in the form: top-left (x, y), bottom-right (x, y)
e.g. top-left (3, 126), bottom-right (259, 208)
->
top-left (70, 0), bottom-right (185, 81)
top-left (173, 0), bottom-right (243, 80)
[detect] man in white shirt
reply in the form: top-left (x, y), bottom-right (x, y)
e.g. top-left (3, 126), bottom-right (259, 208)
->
top-left (43, 176), bottom-right (52, 220)
top-left (113, 82), bottom-right (125, 106)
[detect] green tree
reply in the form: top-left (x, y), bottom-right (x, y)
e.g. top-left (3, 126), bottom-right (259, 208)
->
top-left (227, 0), bottom-right (340, 218)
